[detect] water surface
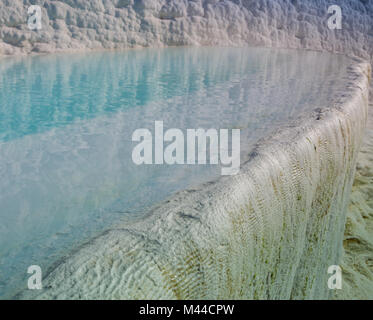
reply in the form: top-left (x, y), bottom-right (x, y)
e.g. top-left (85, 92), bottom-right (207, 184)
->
top-left (0, 47), bottom-right (352, 298)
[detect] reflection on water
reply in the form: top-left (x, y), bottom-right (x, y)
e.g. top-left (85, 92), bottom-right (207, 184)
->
top-left (0, 47), bottom-right (351, 298)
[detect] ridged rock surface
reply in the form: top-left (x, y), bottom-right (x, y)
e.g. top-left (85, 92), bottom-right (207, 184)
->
top-left (335, 86), bottom-right (373, 299)
top-left (0, 0), bottom-right (372, 299)
top-left (0, 0), bottom-right (372, 61)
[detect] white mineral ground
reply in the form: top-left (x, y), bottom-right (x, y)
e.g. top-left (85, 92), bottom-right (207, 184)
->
top-left (335, 86), bottom-right (373, 299)
top-left (1, 0), bottom-right (372, 299)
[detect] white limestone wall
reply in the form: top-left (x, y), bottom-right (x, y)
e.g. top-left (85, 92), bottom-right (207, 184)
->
top-left (0, 0), bottom-right (372, 62)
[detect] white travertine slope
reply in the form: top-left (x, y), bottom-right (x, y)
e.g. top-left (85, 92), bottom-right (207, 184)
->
top-left (0, 0), bottom-right (372, 61)
top-left (335, 86), bottom-right (373, 300)
top-left (1, 0), bottom-right (372, 299)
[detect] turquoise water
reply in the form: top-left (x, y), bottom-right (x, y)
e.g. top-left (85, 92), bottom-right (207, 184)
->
top-left (0, 47), bottom-right (352, 298)
top-left (0, 48), bottom-right (250, 142)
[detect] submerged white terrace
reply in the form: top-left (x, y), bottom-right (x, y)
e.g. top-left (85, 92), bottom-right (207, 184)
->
top-left (0, 47), bottom-right (367, 299)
